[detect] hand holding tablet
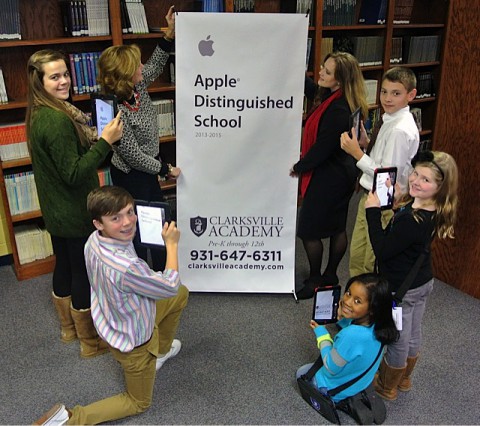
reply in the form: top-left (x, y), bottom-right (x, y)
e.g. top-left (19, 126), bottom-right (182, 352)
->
top-left (90, 93), bottom-right (123, 145)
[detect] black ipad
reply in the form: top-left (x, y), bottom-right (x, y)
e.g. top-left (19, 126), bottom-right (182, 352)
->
top-left (372, 167), bottom-right (398, 210)
top-left (90, 93), bottom-right (118, 138)
top-left (312, 285), bottom-right (342, 324)
top-left (349, 107), bottom-right (361, 139)
top-left (135, 200), bottom-right (171, 248)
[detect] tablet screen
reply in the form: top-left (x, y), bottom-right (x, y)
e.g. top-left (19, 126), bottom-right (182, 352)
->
top-left (373, 167), bottom-right (397, 210)
top-left (312, 285), bottom-right (341, 324)
top-left (93, 97), bottom-right (116, 137)
top-left (136, 205), bottom-right (167, 246)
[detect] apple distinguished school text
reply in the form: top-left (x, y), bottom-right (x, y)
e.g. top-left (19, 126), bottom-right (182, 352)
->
top-left (193, 74), bottom-right (294, 129)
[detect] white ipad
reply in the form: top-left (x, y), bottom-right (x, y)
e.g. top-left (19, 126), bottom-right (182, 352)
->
top-left (90, 93), bottom-right (118, 138)
top-left (312, 285), bottom-right (342, 324)
top-left (135, 201), bottom-right (171, 248)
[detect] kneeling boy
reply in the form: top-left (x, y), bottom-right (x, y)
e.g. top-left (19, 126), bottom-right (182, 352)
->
top-left (36, 185), bottom-right (189, 425)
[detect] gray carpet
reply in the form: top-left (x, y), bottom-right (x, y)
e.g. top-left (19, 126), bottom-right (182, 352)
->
top-left (1, 193), bottom-right (479, 425)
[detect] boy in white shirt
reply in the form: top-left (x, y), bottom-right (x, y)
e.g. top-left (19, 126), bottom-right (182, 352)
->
top-left (340, 67), bottom-right (420, 276)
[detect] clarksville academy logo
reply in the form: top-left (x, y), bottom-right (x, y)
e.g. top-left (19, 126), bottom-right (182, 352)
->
top-left (198, 35), bottom-right (214, 56)
top-left (190, 216), bottom-right (207, 237)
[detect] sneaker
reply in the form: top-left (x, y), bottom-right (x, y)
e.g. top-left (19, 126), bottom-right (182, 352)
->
top-left (156, 339), bottom-right (182, 370)
top-left (33, 403), bottom-right (69, 425)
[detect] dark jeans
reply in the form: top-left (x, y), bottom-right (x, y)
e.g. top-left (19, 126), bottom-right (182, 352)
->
top-left (51, 235), bottom-right (91, 309)
top-left (110, 166), bottom-right (166, 271)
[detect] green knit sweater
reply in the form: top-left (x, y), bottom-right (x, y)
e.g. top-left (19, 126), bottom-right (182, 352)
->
top-left (30, 107), bottom-right (111, 238)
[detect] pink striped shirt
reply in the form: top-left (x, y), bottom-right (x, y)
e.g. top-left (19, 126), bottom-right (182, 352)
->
top-left (84, 230), bottom-right (180, 352)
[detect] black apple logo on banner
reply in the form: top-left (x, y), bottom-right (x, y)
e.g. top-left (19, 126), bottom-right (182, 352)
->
top-left (198, 35), bottom-right (215, 56)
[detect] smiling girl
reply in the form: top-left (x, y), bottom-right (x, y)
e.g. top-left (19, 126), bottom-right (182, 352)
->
top-left (26, 49), bottom-right (123, 357)
top-left (365, 150), bottom-right (458, 400)
top-left (296, 273), bottom-right (399, 402)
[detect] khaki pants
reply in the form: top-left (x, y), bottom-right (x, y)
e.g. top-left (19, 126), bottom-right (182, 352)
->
top-left (68, 285), bottom-right (189, 425)
top-left (349, 193), bottom-right (393, 276)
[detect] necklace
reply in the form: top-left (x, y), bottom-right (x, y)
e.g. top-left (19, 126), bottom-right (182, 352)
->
top-left (122, 91), bottom-right (140, 112)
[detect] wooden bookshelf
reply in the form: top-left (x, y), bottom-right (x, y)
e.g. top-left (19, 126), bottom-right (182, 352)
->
top-left (0, 0), bottom-right (454, 283)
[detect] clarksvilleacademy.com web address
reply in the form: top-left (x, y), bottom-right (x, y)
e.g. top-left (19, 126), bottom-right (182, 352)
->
top-left (187, 263), bottom-right (284, 270)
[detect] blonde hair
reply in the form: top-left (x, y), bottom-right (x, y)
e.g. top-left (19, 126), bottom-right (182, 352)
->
top-left (398, 151), bottom-right (458, 239)
top-left (316, 52), bottom-right (369, 120)
top-left (97, 44), bottom-right (141, 101)
top-left (25, 49), bottom-right (89, 149)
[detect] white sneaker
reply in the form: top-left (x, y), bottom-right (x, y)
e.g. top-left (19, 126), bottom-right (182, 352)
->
top-left (156, 339), bottom-right (182, 370)
top-left (33, 403), bottom-right (69, 425)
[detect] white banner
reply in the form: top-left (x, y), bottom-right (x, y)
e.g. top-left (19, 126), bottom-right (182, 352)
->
top-left (176, 12), bottom-right (308, 292)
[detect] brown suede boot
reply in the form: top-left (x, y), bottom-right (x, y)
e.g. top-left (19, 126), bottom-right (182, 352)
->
top-left (374, 358), bottom-right (406, 401)
top-left (70, 307), bottom-right (109, 358)
top-left (51, 292), bottom-right (77, 343)
top-left (398, 354), bottom-right (419, 392)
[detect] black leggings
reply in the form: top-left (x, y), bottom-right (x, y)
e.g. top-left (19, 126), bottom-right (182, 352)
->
top-left (51, 235), bottom-right (91, 310)
top-left (110, 166), bottom-right (167, 271)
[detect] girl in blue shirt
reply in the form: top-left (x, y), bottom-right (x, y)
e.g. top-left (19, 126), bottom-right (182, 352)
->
top-left (296, 273), bottom-right (399, 402)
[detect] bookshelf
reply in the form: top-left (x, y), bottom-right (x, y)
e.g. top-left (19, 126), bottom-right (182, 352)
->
top-left (0, 0), bottom-right (178, 280)
top-left (0, 0), bottom-right (452, 281)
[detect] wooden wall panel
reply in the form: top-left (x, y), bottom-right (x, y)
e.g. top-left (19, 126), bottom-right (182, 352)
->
top-left (432, 0), bottom-right (480, 299)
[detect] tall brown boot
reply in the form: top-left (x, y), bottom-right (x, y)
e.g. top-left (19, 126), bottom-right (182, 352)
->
top-left (70, 307), bottom-right (109, 358)
top-left (398, 354), bottom-right (419, 392)
top-left (51, 292), bottom-right (77, 343)
top-left (374, 358), bottom-right (406, 401)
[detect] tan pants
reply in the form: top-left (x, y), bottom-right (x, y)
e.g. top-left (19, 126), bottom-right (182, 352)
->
top-left (349, 193), bottom-right (393, 276)
top-left (67, 285), bottom-right (189, 425)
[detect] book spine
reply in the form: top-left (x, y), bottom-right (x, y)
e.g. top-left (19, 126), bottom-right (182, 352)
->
top-left (68, 53), bottom-right (79, 95)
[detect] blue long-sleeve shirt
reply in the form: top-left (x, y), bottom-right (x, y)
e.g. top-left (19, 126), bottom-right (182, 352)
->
top-left (314, 319), bottom-right (382, 402)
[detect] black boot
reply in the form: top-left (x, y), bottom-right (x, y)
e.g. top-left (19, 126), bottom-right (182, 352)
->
top-left (295, 276), bottom-right (320, 300)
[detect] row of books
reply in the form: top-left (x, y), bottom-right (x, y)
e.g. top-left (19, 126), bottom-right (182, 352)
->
top-left (120, 0), bottom-right (149, 34)
top-left (410, 107), bottom-right (422, 131)
top-left (0, 0), bottom-right (21, 40)
top-left (296, 0), bottom-right (314, 26)
top-left (14, 224), bottom-right (53, 265)
top-left (415, 72), bottom-right (435, 99)
top-left (305, 38), bottom-right (312, 70)
top-left (98, 167), bottom-right (113, 186)
top-left (0, 67), bottom-right (8, 103)
top-left (197, 0), bottom-right (225, 12)
top-left (364, 107), bottom-right (382, 136)
top-left (364, 79), bottom-right (378, 105)
top-left (233, 0), bottom-right (255, 13)
top-left (60, 0), bottom-right (110, 37)
top-left (68, 51), bottom-right (102, 95)
top-left (4, 171), bottom-right (40, 216)
top-left (406, 35), bottom-right (441, 63)
top-left (351, 36), bottom-right (384, 66)
top-left (417, 138), bottom-right (432, 152)
top-left (152, 100), bottom-right (175, 138)
top-left (393, 0), bottom-right (415, 24)
top-left (392, 35), bottom-right (441, 64)
top-left (323, 0), bottom-right (359, 26)
top-left (358, 0), bottom-right (387, 25)
top-left (0, 123), bottom-right (28, 161)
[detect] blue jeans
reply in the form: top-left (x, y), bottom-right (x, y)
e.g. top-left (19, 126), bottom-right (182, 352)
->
top-left (386, 279), bottom-right (434, 367)
top-left (296, 363), bottom-right (318, 388)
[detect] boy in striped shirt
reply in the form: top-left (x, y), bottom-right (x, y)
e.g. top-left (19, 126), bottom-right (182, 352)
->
top-left (36, 186), bottom-right (189, 425)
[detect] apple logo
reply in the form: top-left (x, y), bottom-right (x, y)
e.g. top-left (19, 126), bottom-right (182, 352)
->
top-left (198, 35), bottom-right (215, 56)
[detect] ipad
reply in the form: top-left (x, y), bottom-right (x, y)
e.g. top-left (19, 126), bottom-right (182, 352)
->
top-left (349, 107), bottom-right (361, 139)
top-left (312, 285), bottom-right (342, 324)
top-left (90, 93), bottom-right (118, 138)
top-left (372, 167), bottom-right (397, 210)
top-left (135, 200), bottom-right (171, 248)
